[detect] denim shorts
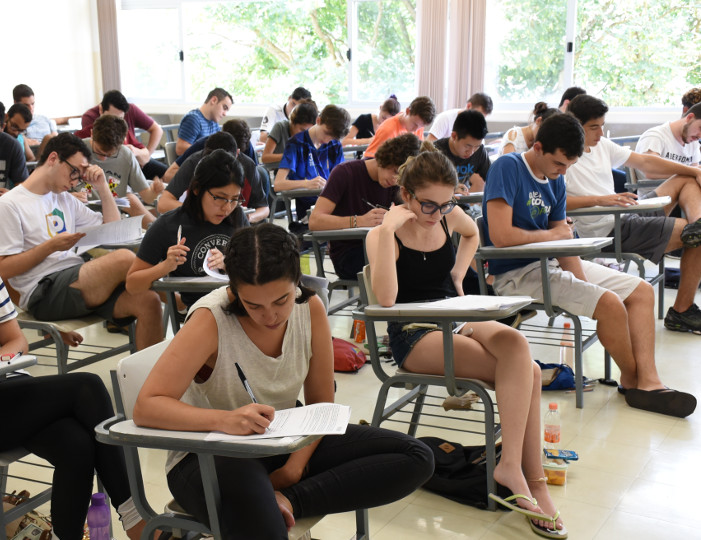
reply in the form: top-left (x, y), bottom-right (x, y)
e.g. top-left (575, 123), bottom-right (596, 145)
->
top-left (387, 321), bottom-right (441, 367)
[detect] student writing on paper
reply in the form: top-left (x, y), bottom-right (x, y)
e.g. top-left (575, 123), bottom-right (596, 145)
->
top-left (0, 133), bottom-right (162, 351)
top-left (134, 224), bottom-right (433, 538)
top-left (565, 96), bottom-right (701, 334)
top-left (0, 277), bottom-right (152, 540)
top-left (309, 133), bottom-right (422, 280)
top-left (366, 148), bottom-right (568, 539)
top-left (483, 114), bottom-right (696, 419)
top-left (126, 150), bottom-right (249, 312)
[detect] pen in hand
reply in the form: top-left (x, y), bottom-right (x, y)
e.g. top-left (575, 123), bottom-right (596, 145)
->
top-left (362, 199), bottom-right (389, 211)
top-left (235, 362), bottom-right (258, 404)
top-left (177, 225), bottom-right (182, 245)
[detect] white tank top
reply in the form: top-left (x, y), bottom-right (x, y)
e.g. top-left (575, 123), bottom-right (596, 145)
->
top-left (166, 286), bottom-right (312, 472)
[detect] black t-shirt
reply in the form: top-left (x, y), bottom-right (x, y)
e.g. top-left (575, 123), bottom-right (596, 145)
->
top-left (137, 207), bottom-right (248, 307)
top-left (167, 150), bottom-right (266, 209)
top-left (352, 113), bottom-right (375, 139)
top-left (434, 137), bottom-right (491, 187)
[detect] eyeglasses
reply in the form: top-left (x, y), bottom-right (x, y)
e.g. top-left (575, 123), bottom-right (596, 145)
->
top-left (7, 119), bottom-right (27, 135)
top-left (61, 160), bottom-right (84, 182)
top-left (409, 191), bottom-right (457, 215)
top-left (207, 190), bottom-right (245, 206)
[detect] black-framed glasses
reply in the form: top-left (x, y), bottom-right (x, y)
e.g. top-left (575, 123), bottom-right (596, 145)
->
top-left (61, 160), bottom-right (84, 182)
top-left (409, 191), bottom-right (457, 215)
top-left (207, 190), bottom-right (245, 206)
top-left (7, 119), bottom-right (27, 135)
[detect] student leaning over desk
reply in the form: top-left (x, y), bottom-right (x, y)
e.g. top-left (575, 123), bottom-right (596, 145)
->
top-left (133, 224), bottom-right (434, 538)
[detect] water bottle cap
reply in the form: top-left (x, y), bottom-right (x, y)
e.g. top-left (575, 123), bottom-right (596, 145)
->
top-left (563, 322), bottom-right (571, 329)
top-left (91, 492), bottom-right (107, 505)
top-left (549, 402), bottom-right (558, 410)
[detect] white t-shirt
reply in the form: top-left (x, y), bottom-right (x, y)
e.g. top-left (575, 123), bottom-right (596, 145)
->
top-left (259, 104), bottom-right (287, 133)
top-left (0, 185), bottom-right (103, 308)
top-left (499, 126), bottom-right (528, 155)
top-left (564, 137), bottom-right (632, 238)
top-left (429, 108), bottom-right (462, 140)
top-left (635, 122), bottom-right (701, 179)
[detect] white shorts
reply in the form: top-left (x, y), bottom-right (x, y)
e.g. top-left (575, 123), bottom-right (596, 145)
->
top-left (493, 259), bottom-right (643, 319)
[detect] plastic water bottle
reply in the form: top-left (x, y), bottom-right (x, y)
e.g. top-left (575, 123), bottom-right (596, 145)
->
top-left (544, 402), bottom-right (561, 450)
top-left (559, 322), bottom-right (574, 369)
top-left (87, 493), bottom-right (111, 540)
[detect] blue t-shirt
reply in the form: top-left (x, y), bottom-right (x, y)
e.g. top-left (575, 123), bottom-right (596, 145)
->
top-left (175, 134), bottom-right (259, 167)
top-left (279, 130), bottom-right (344, 181)
top-left (178, 109), bottom-right (220, 145)
top-left (482, 153), bottom-right (567, 275)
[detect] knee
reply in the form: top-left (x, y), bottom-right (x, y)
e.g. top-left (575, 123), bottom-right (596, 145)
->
top-left (497, 324), bottom-right (530, 352)
top-left (110, 249), bottom-right (137, 271)
top-left (133, 290), bottom-right (162, 316)
top-left (628, 281), bottom-right (654, 306)
top-left (405, 437), bottom-right (435, 485)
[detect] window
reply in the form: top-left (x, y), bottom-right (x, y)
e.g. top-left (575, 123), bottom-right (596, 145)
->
top-left (118, 0), bottom-right (416, 106)
top-left (484, 0), bottom-right (701, 108)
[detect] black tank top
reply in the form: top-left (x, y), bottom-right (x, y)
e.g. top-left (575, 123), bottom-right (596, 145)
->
top-left (395, 217), bottom-right (457, 303)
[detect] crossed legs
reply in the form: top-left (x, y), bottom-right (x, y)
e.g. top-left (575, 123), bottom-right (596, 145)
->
top-left (70, 249), bottom-right (163, 350)
top-left (403, 322), bottom-right (564, 532)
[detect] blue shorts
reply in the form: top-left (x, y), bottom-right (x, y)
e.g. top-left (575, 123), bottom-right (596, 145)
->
top-left (387, 321), bottom-right (441, 367)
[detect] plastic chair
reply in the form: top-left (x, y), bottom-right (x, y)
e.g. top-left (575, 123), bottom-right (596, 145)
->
top-left (164, 142), bottom-right (177, 166)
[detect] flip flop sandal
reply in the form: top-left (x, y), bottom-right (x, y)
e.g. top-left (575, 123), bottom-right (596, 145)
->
top-left (528, 510), bottom-right (569, 539)
top-left (625, 388), bottom-right (697, 418)
top-left (488, 493), bottom-right (551, 522)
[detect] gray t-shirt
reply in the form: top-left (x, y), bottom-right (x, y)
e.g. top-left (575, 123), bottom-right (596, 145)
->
top-left (84, 140), bottom-right (149, 199)
top-left (269, 120), bottom-right (291, 155)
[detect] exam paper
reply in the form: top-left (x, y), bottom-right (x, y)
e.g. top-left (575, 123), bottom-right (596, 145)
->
top-left (518, 237), bottom-right (609, 248)
top-left (413, 295), bottom-right (533, 311)
top-left (203, 250), bottom-right (228, 281)
top-left (74, 216), bottom-right (143, 254)
top-left (205, 403), bottom-right (351, 441)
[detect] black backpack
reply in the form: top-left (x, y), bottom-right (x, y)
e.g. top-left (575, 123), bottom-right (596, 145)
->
top-left (419, 437), bottom-right (512, 509)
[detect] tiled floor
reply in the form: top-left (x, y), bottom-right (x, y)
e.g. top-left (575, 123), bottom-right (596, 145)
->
top-left (8, 257), bottom-right (700, 540)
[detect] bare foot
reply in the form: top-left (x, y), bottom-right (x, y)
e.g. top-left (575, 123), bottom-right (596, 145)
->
top-left (275, 490), bottom-right (295, 531)
top-left (527, 477), bottom-right (565, 533)
top-left (492, 461), bottom-right (538, 513)
top-left (51, 331), bottom-right (83, 347)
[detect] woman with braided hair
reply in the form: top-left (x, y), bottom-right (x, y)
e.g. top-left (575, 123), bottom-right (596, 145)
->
top-left (133, 223), bottom-right (434, 538)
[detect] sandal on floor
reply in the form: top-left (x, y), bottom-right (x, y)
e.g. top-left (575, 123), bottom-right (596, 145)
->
top-left (528, 510), bottom-right (568, 539)
top-left (624, 388), bottom-right (697, 418)
top-left (488, 493), bottom-right (549, 522)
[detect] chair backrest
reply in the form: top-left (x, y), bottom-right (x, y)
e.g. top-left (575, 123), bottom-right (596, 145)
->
top-left (475, 215), bottom-right (487, 246)
top-left (358, 265), bottom-right (378, 305)
top-left (301, 274), bottom-right (329, 313)
top-left (116, 340), bottom-right (171, 419)
top-left (165, 141), bottom-right (177, 166)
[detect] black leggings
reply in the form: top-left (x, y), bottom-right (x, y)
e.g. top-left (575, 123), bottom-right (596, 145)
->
top-left (167, 423), bottom-right (434, 539)
top-left (0, 373), bottom-right (131, 540)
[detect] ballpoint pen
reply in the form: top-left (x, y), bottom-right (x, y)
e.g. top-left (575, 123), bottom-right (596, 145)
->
top-left (362, 199), bottom-right (389, 211)
top-left (176, 225), bottom-right (182, 245)
top-left (235, 362), bottom-right (258, 404)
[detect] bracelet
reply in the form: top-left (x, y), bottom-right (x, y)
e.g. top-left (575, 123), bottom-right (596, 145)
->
top-left (352, 215), bottom-right (357, 228)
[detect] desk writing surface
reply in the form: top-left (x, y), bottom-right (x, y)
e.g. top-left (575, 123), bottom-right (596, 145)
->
top-left (456, 192), bottom-right (483, 204)
top-left (364, 296), bottom-right (532, 320)
top-left (567, 196), bottom-right (671, 216)
top-left (479, 237), bottom-right (612, 259)
top-left (274, 188), bottom-right (323, 198)
top-left (0, 354), bottom-right (37, 376)
top-left (153, 276), bottom-right (226, 293)
top-left (304, 227), bottom-right (372, 242)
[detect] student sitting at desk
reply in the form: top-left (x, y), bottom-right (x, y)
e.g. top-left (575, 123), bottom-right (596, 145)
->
top-left (362, 96), bottom-right (435, 158)
top-left (274, 104), bottom-right (351, 221)
top-left (84, 114), bottom-right (165, 228)
top-left (482, 113), bottom-right (696, 419)
top-left (341, 95), bottom-right (401, 147)
top-left (127, 150), bottom-right (249, 312)
top-left (261, 99), bottom-right (318, 164)
top-left (0, 277), bottom-right (151, 540)
top-left (434, 110), bottom-right (491, 193)
top-left (366, 148), bottom-right (568, 539)
top-left (565, 95), bottom-right (701, 335)
top-left (133, 224), bottom-right (434, 537)
top-left (309, 133), bottom-right (422, 279)
top-left (0, 133), bottom-right (162, 351)
top-left (499, 102), bottom-right (560, 156)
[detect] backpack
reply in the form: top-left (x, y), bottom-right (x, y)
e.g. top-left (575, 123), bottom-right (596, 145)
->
top-left (332, 337), bottom-right (367, 372)
top-left (534, 360), bottom-right (576, 390)
top-left (418, 437), bottom-right (512, 509)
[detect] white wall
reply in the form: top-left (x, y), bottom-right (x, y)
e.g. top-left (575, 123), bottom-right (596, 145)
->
top-left (0, 0), bottom-right (101, 118)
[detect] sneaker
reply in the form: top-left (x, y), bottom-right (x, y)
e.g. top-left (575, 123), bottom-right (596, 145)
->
top-left (680, 218), bottom-right (701, 248)
top-left (664, 303), bottom-right (701, 334)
